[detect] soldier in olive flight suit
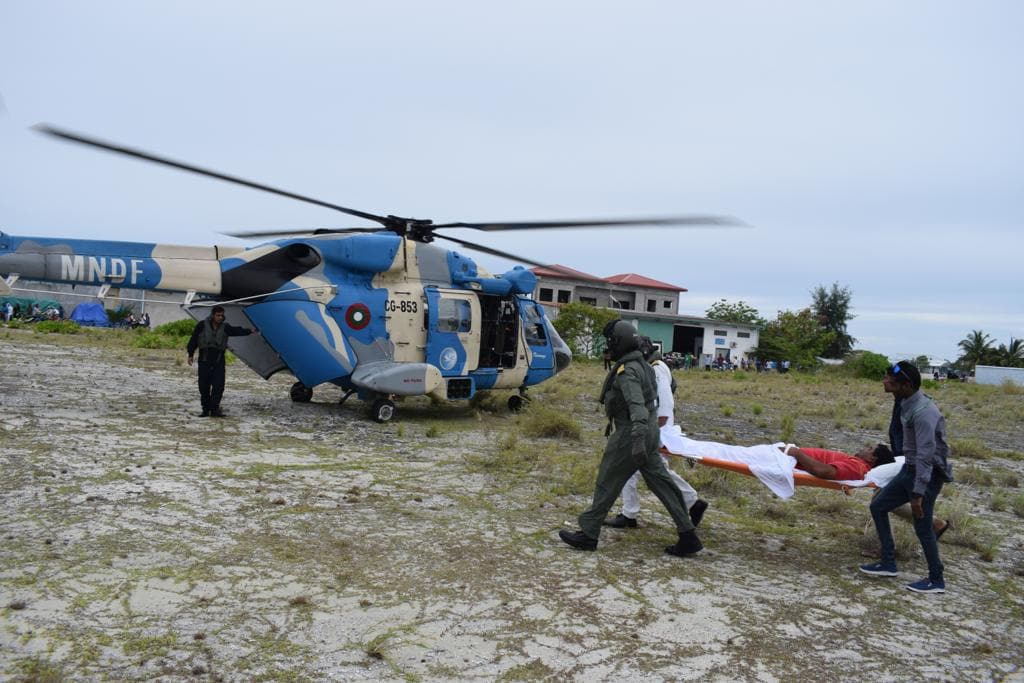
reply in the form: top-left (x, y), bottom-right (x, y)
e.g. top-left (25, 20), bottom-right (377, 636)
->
top-left (559, 320), bottom-right (703, 557)
top-left (186, 305), bottom-right (255, 417)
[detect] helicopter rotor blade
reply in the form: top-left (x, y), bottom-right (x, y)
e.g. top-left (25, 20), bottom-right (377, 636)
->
top-left (432, 215), bottom-right (746, 231)
top-left (223, 227), bottom-right (386, 239)
top-left (432, 233), bottom-right (578, 275)
top-left (33, 123), bottom-right (391, 227)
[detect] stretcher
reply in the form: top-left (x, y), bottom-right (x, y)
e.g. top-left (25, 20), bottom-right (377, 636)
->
top-left (656, 428), bottom-right (903, 499)
top-left (660, 448), bottom-right (877, 494)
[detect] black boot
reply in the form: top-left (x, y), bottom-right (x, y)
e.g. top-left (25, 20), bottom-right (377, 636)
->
top-left (689, 499), bottom-right (709, 528)
top-left (665, 529), bottom-right (703, 557)
top-left (559, 529), bottom-right (597, 551)
top-left (603, 514), bottom-right (638, 529)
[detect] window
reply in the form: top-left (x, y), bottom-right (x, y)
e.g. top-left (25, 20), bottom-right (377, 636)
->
top-left (539, 288), bottom-right (553, 302)
top-left (523, 303), bottom-right (548, 346)
top-left (663, 300), bottom-right (672, 309)
top-left (713, 330), bottom-right (728, 336)
top-left (737, 331), bottom-right (751, 338)
top-left (438, 298), bottom-right (472, 333)
top-left (579, 296), bottom-right (597, 306)
top-left (647, 300), bottom-right (657, 312)
top-left (557, 289), bottom-right (571, 304)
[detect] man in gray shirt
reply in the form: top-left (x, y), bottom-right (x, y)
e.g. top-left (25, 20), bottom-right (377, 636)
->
top-left (860, 360), bottom-right (953, 593)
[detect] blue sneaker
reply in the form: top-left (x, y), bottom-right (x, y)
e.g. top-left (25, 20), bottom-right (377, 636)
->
top-left (906, 577), bottom-right (946, 593)
top-left (859, 561), bottom-right (898, 577)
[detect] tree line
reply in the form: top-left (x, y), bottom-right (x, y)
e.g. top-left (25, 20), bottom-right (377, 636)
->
top-left (956, 331), bottom-right (1024, 369)
top-left (551, 283), bottom-right (1019, 373)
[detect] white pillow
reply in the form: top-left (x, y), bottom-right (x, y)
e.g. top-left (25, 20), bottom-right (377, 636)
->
top-left (864, 457), bottom-right (905, 488)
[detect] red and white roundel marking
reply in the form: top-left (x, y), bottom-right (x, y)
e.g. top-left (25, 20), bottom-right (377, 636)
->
top-left (345, 303), bottom-right (371, 330)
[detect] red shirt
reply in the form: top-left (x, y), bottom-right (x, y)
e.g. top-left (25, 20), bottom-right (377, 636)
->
top-left (799, 447), bottom-right (870, 480)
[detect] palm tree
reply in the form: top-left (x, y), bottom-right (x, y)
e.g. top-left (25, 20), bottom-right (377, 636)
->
top-left (995, 337), bottom-right (1024, 368)
top-left (957, 330), bottom-right (993, 369)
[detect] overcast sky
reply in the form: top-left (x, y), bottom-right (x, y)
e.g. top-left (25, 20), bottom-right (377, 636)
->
top-left (1, 1), bottom-right (1021, 362)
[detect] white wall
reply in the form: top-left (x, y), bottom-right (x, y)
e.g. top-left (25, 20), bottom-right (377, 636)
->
top-left (975, 365), bottom-right (1024, 386)
top-left (700, 324), bottom-right (759, 361)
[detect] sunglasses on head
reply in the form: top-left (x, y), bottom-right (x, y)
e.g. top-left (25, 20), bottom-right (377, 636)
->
top-left (890, 363), bottom-right (910, 380)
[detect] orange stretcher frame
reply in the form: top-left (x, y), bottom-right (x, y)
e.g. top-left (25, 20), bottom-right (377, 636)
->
top-left (660, 448), bottom-right (877, 494)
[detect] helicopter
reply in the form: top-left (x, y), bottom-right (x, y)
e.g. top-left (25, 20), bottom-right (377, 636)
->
top-left (0, 125), bottom-right (740, 421)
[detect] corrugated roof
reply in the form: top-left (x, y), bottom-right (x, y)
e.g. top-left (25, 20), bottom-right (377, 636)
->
top-left (604, 273), bottom-right (687, 292)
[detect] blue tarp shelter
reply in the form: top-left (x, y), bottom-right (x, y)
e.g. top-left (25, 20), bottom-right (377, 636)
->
top-left (70, 302), bottom-right (111, 327)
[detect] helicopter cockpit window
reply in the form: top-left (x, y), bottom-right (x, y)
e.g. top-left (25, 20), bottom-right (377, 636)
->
top-left (438, 298), bottom-right (472, 333)
top-left (523, 303), bottom-right (547, 346)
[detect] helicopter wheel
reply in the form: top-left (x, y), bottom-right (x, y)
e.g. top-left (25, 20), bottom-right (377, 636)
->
top-left (370, 398), bottom-right (396, 423)
top-left (290, 381), bottom-right (313, 403)
top-left (508, 395), bottom-right (525, 413)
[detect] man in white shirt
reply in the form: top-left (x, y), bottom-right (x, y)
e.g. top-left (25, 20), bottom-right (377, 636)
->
top-left (605, 337), bottom-right (708, 529)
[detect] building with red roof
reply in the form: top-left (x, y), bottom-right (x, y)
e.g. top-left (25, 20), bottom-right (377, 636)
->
top-left (529, 265), bottom-right (760, 365)
top-left (530, 267), bottom-right (686, 314)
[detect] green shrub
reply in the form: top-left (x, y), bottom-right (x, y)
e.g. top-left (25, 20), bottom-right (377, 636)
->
top-left (155, 319), bottom-right (196, 336)
top-left (779, 414), bottom-right (796, 443)
top-left (35, 320), bottom-right (81, 334)
top-left (131, 331), bottom-right (182, 349)
top-left (844, 351), bottom-right (891, 380)
top-left (106, 306), bottom-right (135, 323)
top-left (128, 317), bottom-right (195, 349)
top-left (522, 405), bottom-right (582, 440)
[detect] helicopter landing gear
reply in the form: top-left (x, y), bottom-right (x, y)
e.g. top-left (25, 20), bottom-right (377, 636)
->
top-left (508, 389), bottom-right (530, 413)
top-left (338, 388), bottom-right (356, 407)
top-left (290, 381), bottom-right (313, 403)
top-left (370, 397), bottom-right (396, 423)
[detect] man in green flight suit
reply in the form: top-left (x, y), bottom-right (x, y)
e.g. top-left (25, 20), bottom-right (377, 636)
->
top-left (559, 320), bottom-right (703, 557)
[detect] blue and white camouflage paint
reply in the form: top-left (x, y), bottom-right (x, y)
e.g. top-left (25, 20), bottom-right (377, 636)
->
top-left (0, 230), bottom-right (571, 403)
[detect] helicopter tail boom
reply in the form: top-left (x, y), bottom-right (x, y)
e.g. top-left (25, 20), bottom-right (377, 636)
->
top-left (0, 232), bottom-right (230, 294)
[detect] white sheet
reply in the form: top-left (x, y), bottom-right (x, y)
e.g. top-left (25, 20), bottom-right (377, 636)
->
top-left (659, 425), bottom-right (904, 499)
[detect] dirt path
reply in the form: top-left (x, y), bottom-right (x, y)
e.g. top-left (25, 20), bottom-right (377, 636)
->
top-left (2, 333), bottom-right (1023, 681)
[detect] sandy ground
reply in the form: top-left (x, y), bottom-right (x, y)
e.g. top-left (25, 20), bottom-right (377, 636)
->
top-left (2, 332), bottom-right (1023, 681)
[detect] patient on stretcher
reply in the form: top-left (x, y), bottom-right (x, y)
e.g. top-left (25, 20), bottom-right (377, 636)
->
top-left (780, 444), bottom-right (895, 480)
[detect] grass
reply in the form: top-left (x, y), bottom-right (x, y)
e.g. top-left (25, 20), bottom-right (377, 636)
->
top-left (520, 404), bottom-right (582, 440)
top-left (957, 464), bottom-right (995, 487)
top-left (1001, 379), bottom-right (1023, 395)
top-left (952, 438), bottom-right (997, 460)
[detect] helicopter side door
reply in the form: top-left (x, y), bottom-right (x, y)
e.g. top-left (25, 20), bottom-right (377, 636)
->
top-left (423, 287), bottom-right (480, 377)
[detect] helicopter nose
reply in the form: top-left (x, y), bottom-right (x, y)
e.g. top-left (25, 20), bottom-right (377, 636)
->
top-left (547, 322), bottom-right (572, 374)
